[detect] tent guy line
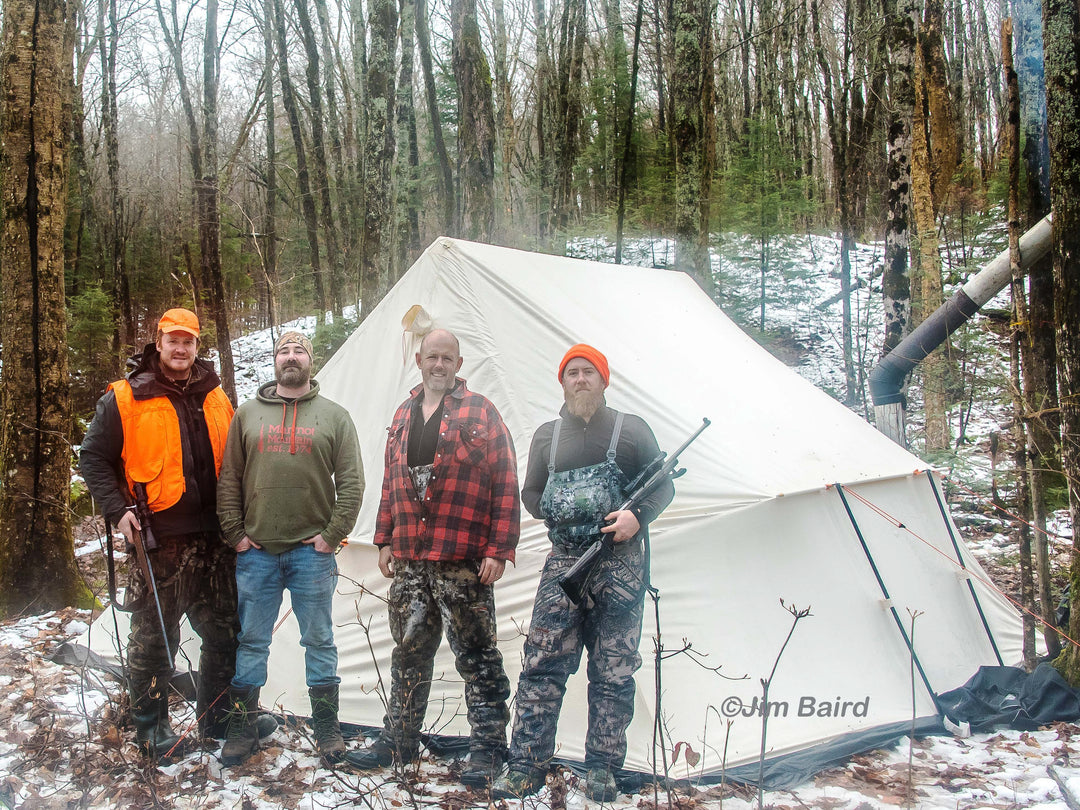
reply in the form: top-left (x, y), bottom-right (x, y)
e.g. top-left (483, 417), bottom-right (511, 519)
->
top-left (837, 477), bottom-right (1074, 653)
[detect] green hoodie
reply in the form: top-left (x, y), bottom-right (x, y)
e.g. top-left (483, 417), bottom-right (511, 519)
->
top-left (217, 379), bottom-right (364, 555)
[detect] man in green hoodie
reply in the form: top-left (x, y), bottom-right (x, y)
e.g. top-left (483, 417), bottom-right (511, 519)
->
top-left (216, 330), bottom-right (364, 766)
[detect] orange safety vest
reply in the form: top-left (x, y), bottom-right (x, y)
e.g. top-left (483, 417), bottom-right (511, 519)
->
top-left (110, 379), bottom-right (234, 513)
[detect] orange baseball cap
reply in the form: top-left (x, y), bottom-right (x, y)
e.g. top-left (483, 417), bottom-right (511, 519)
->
top-left (558, 343), bottom-right (610, 386)
top-left (158, 308), bottom-right (200, 337)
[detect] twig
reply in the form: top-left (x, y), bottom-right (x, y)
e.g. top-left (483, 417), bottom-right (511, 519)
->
top-left (757, 600), bottom-right (812, 810)
top-left (906, 608), bottom-right (924, 806)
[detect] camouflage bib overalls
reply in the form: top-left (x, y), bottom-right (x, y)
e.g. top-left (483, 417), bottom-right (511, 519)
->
top-left (540, 412), bottom-right (628, 548)
top-left (508, 411), bottom-right (646, 774)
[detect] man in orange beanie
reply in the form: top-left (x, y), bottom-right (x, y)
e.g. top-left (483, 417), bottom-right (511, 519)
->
top-left (493, 344), bottom-right (674, 802)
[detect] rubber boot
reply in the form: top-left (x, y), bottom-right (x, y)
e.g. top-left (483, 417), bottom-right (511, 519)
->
top-left (343, 735), bottom-right (395, 770)
top-left (461, 747), bottom-right (508, 790)
top-left (131, 692), bottom-right (185, 761)
top-left (220, 686), bottom-right (261, 766)
top-left (309, 684), bottom-right (345, 765)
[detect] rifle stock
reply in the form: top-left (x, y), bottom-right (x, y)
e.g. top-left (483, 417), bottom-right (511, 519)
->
top-left (557, 418), bottom-right (710, 605)
top-left (559, 537), bottom-right (611, 605)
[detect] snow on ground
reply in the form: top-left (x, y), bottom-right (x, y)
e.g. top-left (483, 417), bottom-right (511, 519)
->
top-left (3, 597), bottom-right (1080, 810)
top-left (3, 226), bottom-right (1074, 808)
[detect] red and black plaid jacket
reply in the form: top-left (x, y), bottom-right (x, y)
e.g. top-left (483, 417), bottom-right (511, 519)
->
top-left (374, 378), bottom-right (520, 562)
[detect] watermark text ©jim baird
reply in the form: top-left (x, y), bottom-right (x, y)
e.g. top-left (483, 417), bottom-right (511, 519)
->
top-left (719, 695), bottom-right (871, 719)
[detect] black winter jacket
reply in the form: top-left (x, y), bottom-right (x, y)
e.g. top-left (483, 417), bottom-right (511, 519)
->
top-left (80, 344), bottom-right (226, 538)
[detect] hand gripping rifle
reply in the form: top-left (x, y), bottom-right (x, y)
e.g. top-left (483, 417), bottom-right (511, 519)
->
top-left (128, 483), bottom-right (173, 659)
top-left (559, 418), bottom-right (711, 605)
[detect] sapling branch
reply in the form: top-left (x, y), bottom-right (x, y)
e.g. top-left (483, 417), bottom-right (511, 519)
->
top-left (907, 608), bottom-right (924, 805)
top-left (757, 599), bottom-right (813, 809)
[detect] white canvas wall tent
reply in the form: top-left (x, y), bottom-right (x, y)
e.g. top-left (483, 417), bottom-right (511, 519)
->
top-left (73, 237), bottom-right (1026, 789)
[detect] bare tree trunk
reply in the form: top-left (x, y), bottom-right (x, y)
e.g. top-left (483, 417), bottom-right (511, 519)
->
top-left (1044, 0), bottom-right (1080, 684)
top-left (360, 0), bottom-right (397, 316)
top-left (261, 0), bottom-right (278, 331)
top-left (911, 0), bottom-right (958, 452)
top-left (101, 0), bottom-right (133, 361)
top-left (672, 0), bottom-right (715, 295)
top-left (294, 0), bottom-right (343, 315)
top-left (533, 0), bottom-right (554, 240)
top-left (155, 0), bottom-right (235, 401)
top-left (0, 0), bottom-right (90, 616)
top-left (1016, 0), bottom-right (1062, 659)
top-left (652, 0), bottom-right (668, 134)
top-left (616, 0), bottom-right (646, 264)
top-left (395, 0), bottom-right (421, 278)
top-left (551, 0), bottom-right (587, 241)
top-left (1005, 19), bottom-right (1037, 668)
top-left (699, 6), bottom-right (716, 281)
top-left (198, 0), bottom-right (235, 403)
top-left (347, 0), bottom-right (368, 274)
top-left (314, 0), bottom-right (351, 295)
top-left (602, 0), bottom-right (630, 202)
top-left (416, 0), bottom-right (455, 235)
top-left (452, 0), bottom-right (497, 241)
top-left (811, 0), bottom-right (886, 405)
top-left (271, 0), bottom-right (329, 322)
top-left (491, 0), bottom-right (516, 232)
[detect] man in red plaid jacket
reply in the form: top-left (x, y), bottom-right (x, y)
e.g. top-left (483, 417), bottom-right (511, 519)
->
top-left (344, 329), bottom-right (520, 789)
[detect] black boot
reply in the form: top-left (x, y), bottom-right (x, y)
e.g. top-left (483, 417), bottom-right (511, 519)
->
top-left (309, 684), bottom-right (345, 765)
top-left (461, 747), bottom-right (508, 789)
top-left (200, 686), bottom-right (278, 742)
top-left (344, 735), bottom-right (395, 770)
top-left (220, 686), bottom-right (261, 766)
top-left (131, 692), bottom-right (186, 761)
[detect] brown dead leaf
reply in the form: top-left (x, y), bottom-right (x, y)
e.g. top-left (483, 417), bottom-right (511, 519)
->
top-left (850, 765), bottom-right (892, 787)
top-left (879, 795), bottom-right (908, 806)
top-left (808, 797), bottom-right (849, 809)
top-left (99, 724), bottom-right (121, 747)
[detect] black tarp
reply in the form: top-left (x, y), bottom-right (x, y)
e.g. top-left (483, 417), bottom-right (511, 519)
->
top-left (937, 663), bottom-right (1080, 732)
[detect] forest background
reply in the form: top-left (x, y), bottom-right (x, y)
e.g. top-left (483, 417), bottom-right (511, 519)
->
top-left (1, 0), bottom-right (1080, 677)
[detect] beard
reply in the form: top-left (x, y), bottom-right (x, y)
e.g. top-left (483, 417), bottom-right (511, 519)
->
top-left (276, 363), bottom-right (310, 388)
top-left (565, 389), bottom-right (604, 421)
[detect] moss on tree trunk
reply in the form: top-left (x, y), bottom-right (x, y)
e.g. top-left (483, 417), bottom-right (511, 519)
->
top-left (0, 0), bottom-right (94, 617)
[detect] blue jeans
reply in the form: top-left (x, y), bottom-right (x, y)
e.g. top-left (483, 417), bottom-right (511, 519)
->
top-left (232, 543), bottom-right (340, 690)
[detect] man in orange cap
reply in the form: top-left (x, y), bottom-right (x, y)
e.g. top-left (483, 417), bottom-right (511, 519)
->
top-left (493, 344), bottom-right (674, 802)
top-left (82, 308), bottom-right (273, 759)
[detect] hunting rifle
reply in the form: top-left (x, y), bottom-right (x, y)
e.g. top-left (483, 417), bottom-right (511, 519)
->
top-left (128, 482), bottom-right (173, 658)
top-left (558, 417), bottom-right (711, 605)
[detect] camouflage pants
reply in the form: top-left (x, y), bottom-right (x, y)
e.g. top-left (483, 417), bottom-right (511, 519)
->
top-left (507, 541), bottom-right (645, 772)
top-left (126, 532), bottom-right (239, 716)
top-left (384, 559), bottom-right (510, 757)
